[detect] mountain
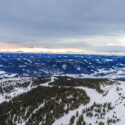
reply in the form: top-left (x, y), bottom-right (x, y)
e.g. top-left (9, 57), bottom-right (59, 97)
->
top-left (0, 53), bottom-right (125, 79)
top-left (0, 76), bottom-right (125, 125)
top-left (0, 53), bottom-right (125, 125)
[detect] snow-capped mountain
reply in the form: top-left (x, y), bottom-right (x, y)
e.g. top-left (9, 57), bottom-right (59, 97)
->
top-left (0, 53), bottom-right (125, 79)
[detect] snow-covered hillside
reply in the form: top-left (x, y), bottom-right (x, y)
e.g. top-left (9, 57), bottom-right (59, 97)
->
top-left (53, 80), bottom-right (125, 125)
top-left (0, 53), bottom-right (125, 125)
top-left (0, 53), bottom-right (125, 79)
top-left (0, 76), bottom-right (125, 125)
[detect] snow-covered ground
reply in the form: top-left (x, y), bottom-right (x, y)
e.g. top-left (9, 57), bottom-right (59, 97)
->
top-left (1, 76), bottom-right (125, 125)
top-left (0, 77), bottom-right (31, 104)
top-left (53, 80), bottom-right (125, 125)
top-left (0, 76), bottom-right (55, 104)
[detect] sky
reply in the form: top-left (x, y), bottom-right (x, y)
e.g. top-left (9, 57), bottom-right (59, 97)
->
top-left (1, 0), bottom-right (125, 54)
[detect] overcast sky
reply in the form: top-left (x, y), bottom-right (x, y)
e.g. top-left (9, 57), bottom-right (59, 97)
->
top-left (1, 0), bottom-right (125, 54)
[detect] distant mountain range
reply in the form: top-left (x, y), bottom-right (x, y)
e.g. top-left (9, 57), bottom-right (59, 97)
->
top-left (0, 53), bottom-right (125, 79)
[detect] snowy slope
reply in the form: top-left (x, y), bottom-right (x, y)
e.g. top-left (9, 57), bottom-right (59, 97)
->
top-left (53, 80), bottom-right (125, 125)
top-left (0, 76), bottom-right (125, 125)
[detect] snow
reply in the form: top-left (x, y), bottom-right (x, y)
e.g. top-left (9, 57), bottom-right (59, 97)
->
top-left (105, 59), bottom-right (113, 62)
top-left (77, 67), bottom-right (81, 71)
top-left (53, 81), bottom-right (125, 125)
top-left (0, 70), bottom-right (17, 78)
top-left (62, 64), bottom-right (67, 70)
top-left (1, 75), bottom-right (125, 125)
top-left (0, 76), bottom-right (55, 104)
top-left (41, 76), bottom-right (55, 87)
top-left (53, 87), bottom-right (102, 125)
top-left (0, 71), bottom-right (5, 75)
top-left (0, 77), bottom-right (32, 104)
top-left (23, 103), bottom-right (45, 125)
top-left (117, 70), bottom-right (125, 75)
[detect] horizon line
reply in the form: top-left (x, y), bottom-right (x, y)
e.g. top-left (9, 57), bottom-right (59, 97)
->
top-left (0, 52), bottom-right (125, 57)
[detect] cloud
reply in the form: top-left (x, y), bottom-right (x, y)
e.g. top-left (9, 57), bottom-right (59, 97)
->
top-left (0, 0), bottom-right (125, 54)
top-left (0, 47), bottom-right (96, 54)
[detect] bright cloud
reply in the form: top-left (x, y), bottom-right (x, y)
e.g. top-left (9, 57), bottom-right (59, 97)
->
top-left (0, 47), bottom-right (96, 54)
